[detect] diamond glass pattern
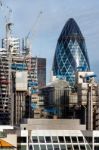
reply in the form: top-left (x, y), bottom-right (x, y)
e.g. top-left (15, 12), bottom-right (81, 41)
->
top-left (52, 18), bottom-right (90, 86)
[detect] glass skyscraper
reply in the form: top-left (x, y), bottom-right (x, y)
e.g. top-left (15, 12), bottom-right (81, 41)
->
top-left (52, 18), bottom-right (90, 86)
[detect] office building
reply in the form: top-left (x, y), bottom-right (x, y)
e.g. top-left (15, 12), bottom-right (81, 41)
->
top-left (52, 18), bottom-right (90, 86)
top-left (11, 56), bottom-right (46, 123)
top-left (76, 71), bottom-right (99, 130)
top-left (37, 58), bottom-right (46, 88)
top-left (30, 57), bottom-right (46, 118)
top-left (15, 119), bottom-right (99, 150)
top-left (31, 57), bottom-right (46, 88)
top-left (18, 129), bottom-right (99, 150)
top-left (40, 79), bottom-right (69, 118)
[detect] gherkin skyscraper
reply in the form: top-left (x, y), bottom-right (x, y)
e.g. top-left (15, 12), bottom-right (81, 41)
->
top-left (52, 18), bottom-right (90, 86)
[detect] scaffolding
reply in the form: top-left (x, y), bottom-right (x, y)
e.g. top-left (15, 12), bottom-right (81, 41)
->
top-left (0, 6), bottom-right (15, 124)
top-left (0, 2), bottom-right (45, 124)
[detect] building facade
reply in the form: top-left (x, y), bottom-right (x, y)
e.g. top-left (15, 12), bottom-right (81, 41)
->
top-left (17, 130), bottom-right (99, 150)
top-left (52, 18), bottom-right (90, 86)
top-left (76, 71), bottom-right (99, 130)
top-left (31, 57), bottom-right (46, 88)
top-left (1, 119), bottom-right (99, 150)
top-left (0, 49), bottom-right (13, 125)
top-left (30, 57), bottom-right (46, 118)
top-left (12, 56), bottom-right (46, 123)
top-left (40, 79), bottom-right (69, 118)
top-left (37, 58), bottom-right (46, 88)
top-left (2, 37), bottom-right (20, 56)
top-left (16, 119), bottom-right (99, 150)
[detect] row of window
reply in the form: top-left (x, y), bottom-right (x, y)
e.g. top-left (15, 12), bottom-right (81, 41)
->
top-left (17, 136), bottom-right (93, 144)
top-left (18, 144), bottom-right (99, 150)
top-left (31, 136), bottom-right (91, 144)
top-left (18, 136), bottom-right (99, 144)
top-left (18, 144), bottom-right (92, 150)
top-left (29, 144), bottom-right (89, 150)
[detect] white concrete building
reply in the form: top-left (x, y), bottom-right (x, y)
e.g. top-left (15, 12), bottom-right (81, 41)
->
top-left (14, 119), bottom-right (99, 150)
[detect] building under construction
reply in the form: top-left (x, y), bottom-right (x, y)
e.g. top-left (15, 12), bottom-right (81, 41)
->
top-left (0, 48), bottom-right (13, 125)
top-left (0, 18), bottom-right (46, 125)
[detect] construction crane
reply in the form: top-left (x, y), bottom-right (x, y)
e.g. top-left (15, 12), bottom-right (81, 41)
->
top-left (23, 11), bottom-right (43, 85)
top-left (21, 11), bottom-right (43, 118)
top-left (0, 0), bottom-right (12, 22)
top-left (23, 11), bottom-right (43, 86)
top-left (26, 11), bottom-right (43, 41)
top-left (23, 11), bottom-right (43, 55)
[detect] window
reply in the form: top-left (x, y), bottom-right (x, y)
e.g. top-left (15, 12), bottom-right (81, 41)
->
top-left (60, 145), bottom-right (66, 150)
top-left (86, 145), bottom-right (91, 150)
top-left (73, 145), bottom-right (79, 150)
top-left (39, 136), bottom-right (45, 143)
top-left (17, 136), bottom-right (27, 143)
top-left (65, 136), bottom-right (71, 143)
top-left (94, 146), bottom-right (99, 150)
top-left (32, 136), bottom-right (38, 143)
top-left (71, 137), bottom-right (77, 143)
top-left (78, 136), bottom-right (84, 143)
top-left (80, 145), bottom-right (86, 150)
top-left (67, 145), bottom-right (72, 150)
top-left (40, 145), bottom-right (46, 150)
top-left (85, 136), bottom-right (92, 143)
top-left (17, 145), bottom-right (26, 150)
top-left (45, 136), bottom-right (51, 143)
top-left (52, 136), bottom-right (58, 143)
top-left (29, 145), bottom-right (33, 150)
top-left (94, 137), bottom-right (99, 143)
top-left (47, 145), bottom-right (53, 150)
top-left (58, 136), bottom-right (64, 143)
top-left (53, 145), bottom-right (60, 150)
top-left (33, 145), bottom-right (39, 150)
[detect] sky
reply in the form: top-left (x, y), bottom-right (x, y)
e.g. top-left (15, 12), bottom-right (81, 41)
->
top-left (0, 0), bottom-right (99, 82)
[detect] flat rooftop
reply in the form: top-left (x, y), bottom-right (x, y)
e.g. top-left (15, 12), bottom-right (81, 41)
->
top-left (20, 119), bottom-right (86, 130)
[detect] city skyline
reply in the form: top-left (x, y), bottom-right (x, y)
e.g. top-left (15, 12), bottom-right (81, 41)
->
top-left (0, 0), bottom-right (99, 82)
top-left (0, 1), bottom-right (99, 148)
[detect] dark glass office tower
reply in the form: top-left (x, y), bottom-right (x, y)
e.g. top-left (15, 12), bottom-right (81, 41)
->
top-left (52, 18), bottom-right (90, 86)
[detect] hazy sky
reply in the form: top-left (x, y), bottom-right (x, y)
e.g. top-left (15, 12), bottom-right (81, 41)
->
top-left (0, 0), bottom-right (99, 82)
